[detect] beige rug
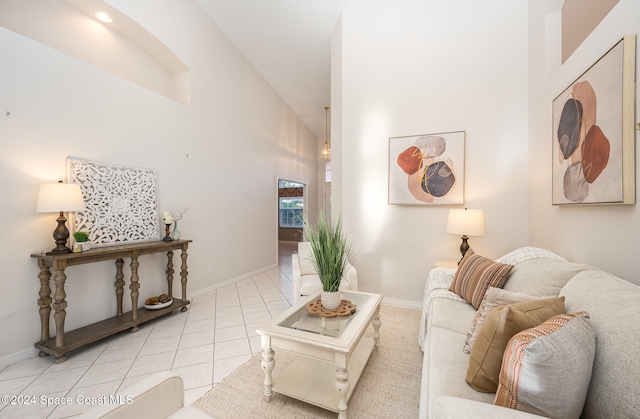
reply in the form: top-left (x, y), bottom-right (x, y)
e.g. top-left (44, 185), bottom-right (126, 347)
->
top-left (194, 304), bottom-right (423, 418)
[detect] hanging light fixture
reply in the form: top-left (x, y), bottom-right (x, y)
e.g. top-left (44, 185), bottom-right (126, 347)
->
top-left (321, 106), bottom-right (331, 161)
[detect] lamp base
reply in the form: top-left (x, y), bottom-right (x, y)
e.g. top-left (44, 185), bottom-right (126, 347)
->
top-left (48, 212), bottom-right (72, 254)
top-left (458, 235), bottom-right (470, 263)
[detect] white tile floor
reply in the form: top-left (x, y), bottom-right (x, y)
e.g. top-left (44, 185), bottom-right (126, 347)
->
top-left (0, 242), bottom-right (298, 418)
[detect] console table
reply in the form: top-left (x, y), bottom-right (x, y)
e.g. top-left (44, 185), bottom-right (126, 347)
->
top-left (31, 239), bottom-right (192, 363)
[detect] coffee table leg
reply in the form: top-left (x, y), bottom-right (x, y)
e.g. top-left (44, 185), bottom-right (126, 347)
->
top-left (336, 367), bottom-right (350, 418)
top-left (372, 307), bottom-right (381, 347)
top-left (261, 336), bottom-right (274, 401)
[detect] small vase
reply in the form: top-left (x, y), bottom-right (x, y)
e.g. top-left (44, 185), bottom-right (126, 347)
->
top-left (170, 221), bottom-right (181, 241)
top-left (321, 291), bottom-right (341, 310)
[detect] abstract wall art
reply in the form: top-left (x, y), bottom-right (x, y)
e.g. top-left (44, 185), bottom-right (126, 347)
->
top-left (389, 131), bottom-right (465, 205)
top-left (67, 157), bottom-right (161, 246)
top-left (552, 34), bottom-right (636, 205)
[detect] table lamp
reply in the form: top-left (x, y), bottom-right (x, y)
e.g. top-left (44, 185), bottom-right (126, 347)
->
top-left (37, 181), bottom-right (86, 254)
top-left (446, 208), bottom-right (485, 262)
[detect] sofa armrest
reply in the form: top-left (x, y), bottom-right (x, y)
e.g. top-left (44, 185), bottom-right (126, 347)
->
top-left (434, 397), bottom-right (548, 418)
top-left (292, 253), bottom-right (303, 304)
top-left (343, 262), bottom-right (358, 291)
top-left (77, 371), bottom-right (195, 419)
top-left (419, 266), bottom-right (458, 350)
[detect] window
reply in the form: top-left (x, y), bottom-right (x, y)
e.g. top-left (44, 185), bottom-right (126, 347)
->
top-left (278, 180), bottom-right (304, 228)
top-left (279, 197), bottom-right (304, 228)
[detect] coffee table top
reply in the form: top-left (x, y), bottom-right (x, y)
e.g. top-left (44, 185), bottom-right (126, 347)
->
top-left (258, 290), bottom-right (383, 352)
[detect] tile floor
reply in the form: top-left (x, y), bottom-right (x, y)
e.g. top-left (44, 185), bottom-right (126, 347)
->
top-left (0, 242), bottom-right (298, 418)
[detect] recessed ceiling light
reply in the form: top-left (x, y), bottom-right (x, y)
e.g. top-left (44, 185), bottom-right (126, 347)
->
top-left (95, 11), bottom-right (113, 23)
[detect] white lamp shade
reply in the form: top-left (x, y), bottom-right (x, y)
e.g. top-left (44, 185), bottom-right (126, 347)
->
top-left (36, 183), bottom-right (86, 213)
top-left (446, 208), bottom-right (485, 236)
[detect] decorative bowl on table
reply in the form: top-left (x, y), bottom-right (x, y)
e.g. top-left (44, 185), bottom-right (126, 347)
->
top-left (144, 294), bottom-right (172, 310)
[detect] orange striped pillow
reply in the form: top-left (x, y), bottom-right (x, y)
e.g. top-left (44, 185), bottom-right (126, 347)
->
top-left (449, 249), bottom-right (514, 309)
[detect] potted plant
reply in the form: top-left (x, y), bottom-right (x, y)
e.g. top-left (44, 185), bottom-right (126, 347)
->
top-left (73, 231), bottom-right (91, 252)
top-left (305, 213), bottom-right (352, 309)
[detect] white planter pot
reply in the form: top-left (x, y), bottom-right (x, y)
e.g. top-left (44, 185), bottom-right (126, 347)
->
top-left (321, 291), bottom-right (341, 310)
top-left (78, 242), bottom-right (91, 252)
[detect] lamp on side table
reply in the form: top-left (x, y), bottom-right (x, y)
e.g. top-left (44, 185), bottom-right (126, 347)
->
top-left (446, 208), bottom-right (485, 263)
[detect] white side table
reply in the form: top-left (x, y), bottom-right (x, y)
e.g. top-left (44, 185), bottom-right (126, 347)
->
top-left (435, 259), bottom-right (458, 269)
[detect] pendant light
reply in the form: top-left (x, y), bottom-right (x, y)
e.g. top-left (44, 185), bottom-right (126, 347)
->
top-left (321, 106), bottom-right (331, 161)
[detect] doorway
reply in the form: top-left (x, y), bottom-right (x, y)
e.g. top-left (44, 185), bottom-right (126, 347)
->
top-left (277, 179), bottom-right (305, 242)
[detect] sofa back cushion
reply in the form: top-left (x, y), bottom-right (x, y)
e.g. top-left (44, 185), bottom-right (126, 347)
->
top-left (560, 270), bottom-right (640, 419)
top-left (503, 258), bottom-right (592, 297)
top-left (466, 297), bottom-right (566, 392)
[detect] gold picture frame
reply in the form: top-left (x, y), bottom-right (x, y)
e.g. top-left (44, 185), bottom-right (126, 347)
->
top-left (552, 34), bottom-right (636, 205)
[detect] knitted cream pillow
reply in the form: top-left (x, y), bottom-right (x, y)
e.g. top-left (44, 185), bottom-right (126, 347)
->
top-left (494, 312), bottom-right (595, 419)
top-left (466, 297), bottom-right (566, 392)
top-left (463, 287), bottom-right (546, 354)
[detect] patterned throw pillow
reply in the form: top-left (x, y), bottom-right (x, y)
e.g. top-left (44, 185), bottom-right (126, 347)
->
top-left (463, 287), bottom-right (545, 354)
top-left (449, 249), bottom-right (515, 309)
top-left (466, 297), bottom-right (566, 393)
top-left (494, 312), bottom-right (595, 419)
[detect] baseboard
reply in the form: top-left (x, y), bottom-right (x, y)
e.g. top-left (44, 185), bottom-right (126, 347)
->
top-left (0, 347), bottom-right (40, 371)
top-left (190, 263), bottom-right (279, 298)
top-left (381, 296), bottom-right (422, 309)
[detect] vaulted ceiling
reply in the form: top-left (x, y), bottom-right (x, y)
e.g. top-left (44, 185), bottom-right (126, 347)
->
top-left (195, 0), bottom-right (349, 140)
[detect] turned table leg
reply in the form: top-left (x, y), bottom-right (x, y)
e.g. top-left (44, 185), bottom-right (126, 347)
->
top-left (180, 247), bottom-right (189, 311)
top-left (166, 250), bottom-right (174, 299)
top-left (336, 367), bottom-right (350, 419)
top-left (52, 264), bottom-right (68, 363)
top-left (114, 258), bottom-right (125, 316)
top-left (261, 336), bottom-right (274, 401)
top-left (129, 253), bottom-right (140, 332)
top-left (37, 263), bottom-right (52, 356)
top-left (372, 307), bottom-right (381, 348)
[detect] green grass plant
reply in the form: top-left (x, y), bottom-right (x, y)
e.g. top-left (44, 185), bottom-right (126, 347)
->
top-left (305, 213), bottom-right (352, 293)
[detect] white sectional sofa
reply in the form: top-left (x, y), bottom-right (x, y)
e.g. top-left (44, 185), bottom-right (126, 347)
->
top-left (419, 247), bottom-right (640, 418)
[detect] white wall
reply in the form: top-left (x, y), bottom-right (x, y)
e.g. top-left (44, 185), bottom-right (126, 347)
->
top-left (528, 0), bottom-right (640, 284)
top-left (0, 0), bottom-right (318, 362)
top-left (336, 0), bottom-right (530, 302)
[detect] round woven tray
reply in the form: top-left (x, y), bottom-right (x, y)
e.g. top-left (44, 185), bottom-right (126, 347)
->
top-left (305, 298), bottom-right (357, 318)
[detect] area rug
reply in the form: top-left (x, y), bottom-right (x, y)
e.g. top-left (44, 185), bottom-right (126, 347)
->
top-left (194, 304), bottom-right (422, 418)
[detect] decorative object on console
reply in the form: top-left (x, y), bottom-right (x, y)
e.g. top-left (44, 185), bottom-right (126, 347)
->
top-left (388, 130), bottom-right (465, 205)
top-left (494, 311), bottom-right (595, 419)
top-left (305, 212), bottom-right (352, 310)
top-left (67, 157), bottom-right (160, 246)
top-left (162, 211), bottom-right (173, 242)
top-left (552, 34), bottom-right (635, 205)
top-left (446, 208), bottom-right (485, 261)
top-left (36, 181), bottom-right (86, 254)
top-left (72, 231), bottom-right (90, 252)
top-left (321, 106), bottom-right (331, 161)
top-left (449, 249), bottom-right (513, 309)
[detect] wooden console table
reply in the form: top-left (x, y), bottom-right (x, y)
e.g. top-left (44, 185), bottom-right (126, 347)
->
top-left (31, 239), bottom-right (192, 363)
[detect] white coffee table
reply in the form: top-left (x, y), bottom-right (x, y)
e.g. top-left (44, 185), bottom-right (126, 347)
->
top-left (257, 290), bottom-right (383, 419)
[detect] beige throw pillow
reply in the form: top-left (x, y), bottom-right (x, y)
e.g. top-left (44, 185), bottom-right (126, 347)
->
top-left (463, 287), bottom-right (545, 354)
top-left (466, 297), bottom-right (566, 393)
top-left (494, 312), bottom-right (595, 419)
top-left (449, 249), bottom-right (514, 309)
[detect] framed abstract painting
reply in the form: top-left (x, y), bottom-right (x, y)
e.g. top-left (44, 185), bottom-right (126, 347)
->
top-left (552, 34), bottom-right (636, 205)
top-left (388, 130), bottom-right (465, 205)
